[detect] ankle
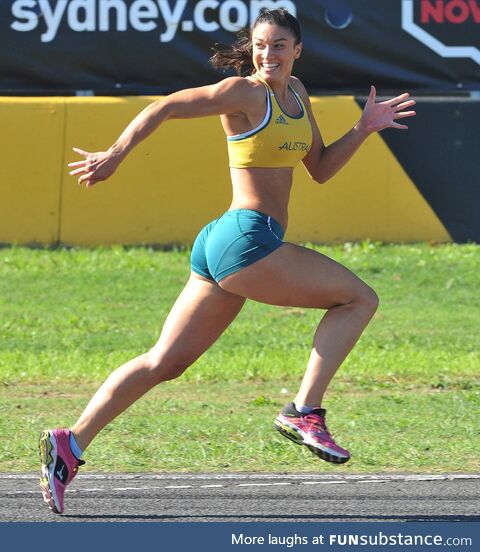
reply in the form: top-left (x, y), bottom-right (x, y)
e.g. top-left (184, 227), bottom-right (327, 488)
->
top-left (294, 403), bottom-right (321, 414)
top-left (69, 428), bottom-right (88, 455)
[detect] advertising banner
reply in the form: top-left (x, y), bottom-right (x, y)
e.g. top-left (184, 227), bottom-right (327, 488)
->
top-left (1, 0), bottom-right (479, 94)
top-left (2, 521), bottom-right (480, 551)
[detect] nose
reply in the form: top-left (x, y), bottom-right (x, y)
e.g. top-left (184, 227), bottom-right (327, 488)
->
top-left (262, 46), bottom-right (274, 59)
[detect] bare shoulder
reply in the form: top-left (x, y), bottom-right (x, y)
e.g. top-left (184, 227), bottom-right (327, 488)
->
top-left (207, 77), bottom-right (262, 115)
top-left (214, 76), bottom-right (262, 99)
top-left (289, 76), bottom-right (310, 104)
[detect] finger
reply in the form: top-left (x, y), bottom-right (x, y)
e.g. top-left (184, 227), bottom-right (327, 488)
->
top-left (67, 160), bottom-right (86, 168)
top-left (391, 122), bottom-right (409, 130)
top-left (72, 147), bottom-right (91, 157)
top-left (393, 110), bottom-right (416, 119)
top-left (394, 99), bottom-right (416, 111)
top-left (369, 85), bottom-right (376, 103)
top-left (78, 172), bottom-right (94, 185)
top-left (384, 92), bottom-right (410, 106)
top-left (69, 167), bottom-right (88, 176)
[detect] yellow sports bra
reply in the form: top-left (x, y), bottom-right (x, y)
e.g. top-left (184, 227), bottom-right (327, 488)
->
top-left (227, 74), bottom-right (313, 169)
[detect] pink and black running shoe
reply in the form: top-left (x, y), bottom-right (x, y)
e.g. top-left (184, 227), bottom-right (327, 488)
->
top-left (39, 429), bottom-right (85, 514)
top-left (274, 402), bottom-right (350, 464)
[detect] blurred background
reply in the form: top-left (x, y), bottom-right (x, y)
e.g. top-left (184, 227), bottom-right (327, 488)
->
top-left (1, 0), bottom-right (479, 245)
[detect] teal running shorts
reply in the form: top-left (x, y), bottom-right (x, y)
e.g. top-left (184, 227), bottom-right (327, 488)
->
top-left (191, 209), bottom-right (285, 283)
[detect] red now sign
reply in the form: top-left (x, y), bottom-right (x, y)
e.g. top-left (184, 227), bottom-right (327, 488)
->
top-left (421, 0), bottom-right (480, 24)
top-left (402, 0), bottom-right (480, 65)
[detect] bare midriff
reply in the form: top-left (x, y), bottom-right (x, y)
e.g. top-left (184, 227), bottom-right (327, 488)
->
top-left (228, 167), bottom-right (294, 233)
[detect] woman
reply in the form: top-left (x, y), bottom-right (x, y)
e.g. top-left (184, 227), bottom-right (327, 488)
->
top-left (39, 9), bottom-right (416, 514)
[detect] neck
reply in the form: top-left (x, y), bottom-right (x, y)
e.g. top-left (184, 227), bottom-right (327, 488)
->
top-left (255, 72), bottom-right (290, 97)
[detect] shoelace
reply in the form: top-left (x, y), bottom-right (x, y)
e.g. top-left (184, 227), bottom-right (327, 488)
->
top-left (303, 414), bottom-right (333, 439)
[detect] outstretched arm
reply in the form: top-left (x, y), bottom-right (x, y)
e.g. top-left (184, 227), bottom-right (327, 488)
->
top-left (68, 77), bottom-right (250, 188)
top-left (300, 84), bottom-right (416, 184)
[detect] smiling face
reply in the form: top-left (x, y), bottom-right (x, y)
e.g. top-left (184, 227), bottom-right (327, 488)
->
top-left (252, 23), bottom-right (302, 84)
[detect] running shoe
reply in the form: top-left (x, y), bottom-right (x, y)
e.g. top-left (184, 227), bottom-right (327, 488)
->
top-left (274, 402), bottom-right (350, 464)
top-left (39, 428), bottom-right (85, 514)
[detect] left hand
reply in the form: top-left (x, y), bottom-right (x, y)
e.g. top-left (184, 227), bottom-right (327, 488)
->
top-left (359, 86), bottom-right (416, 134)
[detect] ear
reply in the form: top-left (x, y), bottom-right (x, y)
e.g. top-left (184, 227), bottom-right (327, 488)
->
top-left (294, 42), bottom-right (303, 60)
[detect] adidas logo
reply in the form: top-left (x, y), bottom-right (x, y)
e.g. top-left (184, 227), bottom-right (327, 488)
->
top-left (275, 114), bottom-right (288, 125)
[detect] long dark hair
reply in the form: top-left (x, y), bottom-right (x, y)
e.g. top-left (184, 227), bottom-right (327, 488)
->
top-left (209, 9), bottom-right (302, 77)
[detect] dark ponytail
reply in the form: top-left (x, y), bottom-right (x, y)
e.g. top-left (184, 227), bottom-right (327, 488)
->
top-left (210, 27), bottom-right (254, 77)
top-left (209, 8), bottom-right (301, 77)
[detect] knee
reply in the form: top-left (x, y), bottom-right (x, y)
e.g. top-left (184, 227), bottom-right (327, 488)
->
top-left (356, 284), bottom-right (380, 315)
top-left (144, 348), bottom-right (192, 384)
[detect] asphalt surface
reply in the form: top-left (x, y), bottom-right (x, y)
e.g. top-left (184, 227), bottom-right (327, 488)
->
top-left (1, 473), bottom-right (479, 522)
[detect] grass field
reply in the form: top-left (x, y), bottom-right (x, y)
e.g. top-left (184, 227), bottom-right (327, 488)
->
top-left (0, 243), bottom-right (478, 473)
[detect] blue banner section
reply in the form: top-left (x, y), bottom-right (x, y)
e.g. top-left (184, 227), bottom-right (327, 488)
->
top-left (1, 0), bottom-right (479, 94)
top-left (1, 522), bottom-right (478, 551)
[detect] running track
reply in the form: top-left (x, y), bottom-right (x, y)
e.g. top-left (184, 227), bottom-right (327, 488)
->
top-left (1, 473), bottom-right (479, 522)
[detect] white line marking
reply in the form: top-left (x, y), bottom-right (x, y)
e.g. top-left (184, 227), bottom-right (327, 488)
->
top-left (3, 473), bottom-right (479, 481)
top-left (237, 483), bottom-right (292, 487)
top-left (69, 488), bottom-right (104, 493)
top-left (301, 481), bottom-right (347, 485)
top-left (358, 480), bottom-right (389, 484)
top-left (107, 487), bottom-right (152, 492)
top-left (2, 473), bottom-right (479, 498)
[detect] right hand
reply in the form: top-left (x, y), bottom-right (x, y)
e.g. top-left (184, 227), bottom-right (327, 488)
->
top-left (68, 147), bottom-right (121, 188)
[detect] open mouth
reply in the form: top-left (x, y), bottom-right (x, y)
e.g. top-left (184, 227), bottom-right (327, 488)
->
top-left (261, 63), bottom-right (280, 71)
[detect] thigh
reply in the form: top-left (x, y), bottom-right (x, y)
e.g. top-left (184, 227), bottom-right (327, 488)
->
top-left (151, 273), bottom-right (246, 365)
top-left (219, 243), bottom-right (372, 309)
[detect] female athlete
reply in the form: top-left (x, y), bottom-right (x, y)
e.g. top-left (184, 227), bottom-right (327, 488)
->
top-left (39, 9), bottom-right (416, 514)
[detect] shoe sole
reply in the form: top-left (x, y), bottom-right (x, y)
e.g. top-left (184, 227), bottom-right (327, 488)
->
top-left (274, 420), bottom-right (350, 464)
top-left (39, 431), bottom-right (62, 514)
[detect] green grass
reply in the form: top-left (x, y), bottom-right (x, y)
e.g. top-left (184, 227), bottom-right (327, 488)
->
top-left (0, 243), bottom-right (478, 473)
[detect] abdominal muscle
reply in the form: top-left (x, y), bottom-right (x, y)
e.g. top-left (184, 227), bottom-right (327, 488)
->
top-left (228, 167), bottom-right (294, 232)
